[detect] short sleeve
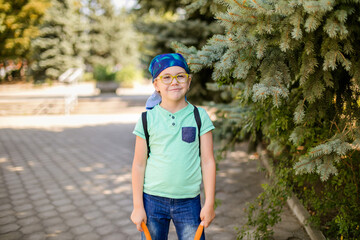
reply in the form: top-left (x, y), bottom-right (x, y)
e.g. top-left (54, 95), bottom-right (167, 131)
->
top-left (133, 114), bottom-right (146, 139)
top-left (198, 107), bottom-right (215, 136)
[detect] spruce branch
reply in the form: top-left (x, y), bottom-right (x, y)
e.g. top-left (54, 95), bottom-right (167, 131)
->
top-left (249, 0), bottom-right (267, 12)
top-left (232, 0), bottom-right (254, 10)
top-left (303, 0), bottom-right (334, 14)
top-left (304, 14), bottom-right (321, 32)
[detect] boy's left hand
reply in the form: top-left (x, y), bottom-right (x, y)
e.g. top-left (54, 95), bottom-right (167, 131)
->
top-left (200, 203), bottom-right (215, 228)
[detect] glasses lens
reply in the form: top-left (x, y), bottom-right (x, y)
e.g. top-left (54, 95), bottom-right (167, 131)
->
top-left (161, 74), bottom-right (172, 84)
top-left (176, 74), bottom-right (188, 83)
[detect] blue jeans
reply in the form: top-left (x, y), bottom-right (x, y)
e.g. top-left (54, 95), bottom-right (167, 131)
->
top-left (141, 193), bottom-right (205, 240)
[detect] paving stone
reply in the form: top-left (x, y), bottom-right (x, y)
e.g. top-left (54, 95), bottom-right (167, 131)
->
top-left (0, 215), bottom-right (16, 225)
top-left (38, 210), bottom-right (58, 219)
top-left (84, 211), bottom-right (103, 221)
top-left (32, 198), bottom-right (51, 207)
top-left (121, 226), bottom-right (139, 236)
top-left (57, 204), bottom-right (76, 213)
top-left (0, 231), bottom-right (22, 240)
top-left (89, 218), bottom-right (111, 228)
top-left (0, 192), bottom-right (8, 198)
top-left (61, 211), bottom-right (81, 220)
top-left (76, 232), bottom-right (100, 240)
top-left (101, 205), bottom-right (120, 214)
top-left (0, 203), bottom-right (12, 211)
top-left (114, 218), bottom-right (133, 227)
top-left (71, 223), bottom-right (93, 235)
top-left (20, 223), bottom-right (43, 235)
top-left (47, 232), bottom-right (73, 240)
top-left (26, 188), bottom-right (44, 195)
top-left (0, 209), bottom-right (14, 218)
top-left (11, 198), bottom-right (28, 206)
top-left (52, 198), bottom-right (71, 207)
top-left (14, 203), bottom-right (33, 212)
top-left (89, 194), bottom-right (106, 201)
top-left (96, 224), bottom-right (115, 236)
top-left (116, 198), bottom-right (132, 207)
top-left (24, 231), bottom-right (46, 240)
top-left (94, 199), bottom-right (112, 208)
top-left (65, 217), bottom-right (86, 227)
top-left (15, 210), bottom-right (35, 219)
top-left (17, 216), bottom-right (40, 226)
top-left (105, 210), bottom-right (127, 220)
top-left (0, 223), bottom-right (20, 233)
top-left (42, 217), bottom-right (63, 227)
top-left (9, 187), bottom-right (25, 195)
top-left (78, 204), bottom-right (98, 213)
top-left (45, 223), bottom-right (69, 235)
top-left (10, 192), bottom-right (27, 201)
top-left (29, 193), bottom-right (47, 201)
top-left (36, 204), bottom-right (55, 213)
top-left (103, 232), bottom-right (128, 240)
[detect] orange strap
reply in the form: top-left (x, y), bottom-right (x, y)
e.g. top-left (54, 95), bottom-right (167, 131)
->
top-left (194, 224), bottom-right (204, 240)
top-left (141, 222), bottom-right (152, 240)
top-left (141, 222), bottom-right (203, 240)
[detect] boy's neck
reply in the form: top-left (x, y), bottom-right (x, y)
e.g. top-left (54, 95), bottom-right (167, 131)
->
top-left (160, 99), bottom-right (188, 113)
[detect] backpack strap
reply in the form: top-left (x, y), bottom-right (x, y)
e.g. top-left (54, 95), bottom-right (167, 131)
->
top-left (142, 107), bottom-right (201, 158)
top-left (142, 111), bottom-right (150, 158)
top-left (193, 106), bottom-right (202, 156)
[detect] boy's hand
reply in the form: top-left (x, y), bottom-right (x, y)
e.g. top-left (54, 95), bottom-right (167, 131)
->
top-left (131, 208), bottom-right (147, 232)
top-left (200, 203), bottom-right (215, 228)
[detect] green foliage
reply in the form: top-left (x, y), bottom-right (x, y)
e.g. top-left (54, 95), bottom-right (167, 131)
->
top-left (293, 151), bottom-right (360, 239)
top-left (85, 0), bottom-right (139, 68)
top-left (31, 0), bottom-right (85, 81)
top-left (93, 64), bottom-right (142, 87)
top-left (176, 0), bottom-right (360, 238)
top-left (93, 65), bottom-right (116, 82)
top-left (0, 0), bottom-right (50, 60)
top-left (237, 169), bottom-right (291, 239)
top-left (115, 64), bottom-right (143, 87)
top-left (132, 0), bottom-right (225, 104)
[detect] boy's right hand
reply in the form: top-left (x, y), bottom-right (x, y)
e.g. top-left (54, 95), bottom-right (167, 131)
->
top-left (131, 208), bottom-right (147, 232)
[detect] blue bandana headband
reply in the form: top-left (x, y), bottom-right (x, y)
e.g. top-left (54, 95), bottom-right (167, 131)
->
top-left (146, 53), bottom-right (190, 110)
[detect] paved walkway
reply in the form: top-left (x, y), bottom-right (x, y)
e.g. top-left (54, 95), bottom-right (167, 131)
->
top-left (0, 83), bottom-right (309, 240)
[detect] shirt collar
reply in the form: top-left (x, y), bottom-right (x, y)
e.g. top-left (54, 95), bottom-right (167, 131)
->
top-left (155, 101), bottom-right (193, 117)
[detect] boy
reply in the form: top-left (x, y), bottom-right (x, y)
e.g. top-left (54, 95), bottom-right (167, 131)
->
top-left (131, 53), bottom-right (216, 240)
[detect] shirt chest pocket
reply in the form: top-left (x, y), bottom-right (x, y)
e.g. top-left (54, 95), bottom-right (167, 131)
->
top-left (182, 127), bottom-right (196, 143)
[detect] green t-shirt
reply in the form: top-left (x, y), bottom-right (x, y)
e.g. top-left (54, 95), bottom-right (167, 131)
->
top-left (133, 102), bottom-right (215, 199)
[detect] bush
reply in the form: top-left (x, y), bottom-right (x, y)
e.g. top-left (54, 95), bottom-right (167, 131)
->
top-left (93, 65), bottom-right (116, 82)
top-left (115, 64), bottom-right (142, 87)
top-left (93, 64), bottom-right (142, 87)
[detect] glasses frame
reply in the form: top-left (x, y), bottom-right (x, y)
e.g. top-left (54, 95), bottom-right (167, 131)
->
top-left (156, 73), bottom-right (190, 85)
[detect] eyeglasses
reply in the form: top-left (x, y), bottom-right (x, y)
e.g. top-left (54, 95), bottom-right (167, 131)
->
top-left (156, 73), bottom-right (189, 85)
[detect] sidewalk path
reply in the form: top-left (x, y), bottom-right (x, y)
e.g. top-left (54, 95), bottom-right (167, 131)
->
top-left (0, 83), bottom-right (309, 240)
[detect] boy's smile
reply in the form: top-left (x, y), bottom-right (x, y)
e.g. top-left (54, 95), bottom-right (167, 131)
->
top-left (154, 66), bottom-right (191, 103)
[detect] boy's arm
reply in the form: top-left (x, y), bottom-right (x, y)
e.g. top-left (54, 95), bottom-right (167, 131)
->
top-left (200, 131), bottom-right (216, 228)
top-left (131, 136), bottom-right (148, 231)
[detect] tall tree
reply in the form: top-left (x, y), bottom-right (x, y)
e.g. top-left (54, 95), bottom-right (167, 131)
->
top-left (132, 0), bottom-right (225, 103)
top-left (175, 0), bottom-right (360, 239)
top-left (0, 0), bottom-right (49, 82)
top-left (31, 0), bottom-right (85, 81)
top-left (0, 0), bottom-right (49, 60)
top-left (85, 0), bottom-right (139, 68)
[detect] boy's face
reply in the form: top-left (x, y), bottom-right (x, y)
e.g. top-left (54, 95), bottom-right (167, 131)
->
top-left (154, 66), bottom-right (191, 102)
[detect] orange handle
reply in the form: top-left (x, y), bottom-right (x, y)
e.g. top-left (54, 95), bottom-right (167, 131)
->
top-left (141, 222), bottom-right (152, 240)
top-left (194, 224), bottom-right (204, 240)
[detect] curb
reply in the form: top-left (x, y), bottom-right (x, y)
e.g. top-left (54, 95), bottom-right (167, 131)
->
top-left (256, 145), bottom-right (326, 240)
